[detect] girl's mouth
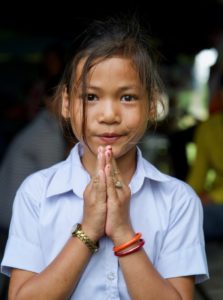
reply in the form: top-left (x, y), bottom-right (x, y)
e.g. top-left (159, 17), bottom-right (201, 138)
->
top-left (97, 133), bottom-right (122, 144)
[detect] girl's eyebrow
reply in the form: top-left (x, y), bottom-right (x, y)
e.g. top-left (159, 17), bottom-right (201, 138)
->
top-left (87, 85), bottom-right (139, 91)
top-left (86, 85), bottom-right (101, 91)
top-left (117, 85), bottom-right (139, 92)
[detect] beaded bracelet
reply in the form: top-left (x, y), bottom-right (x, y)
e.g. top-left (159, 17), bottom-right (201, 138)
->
top-left (114, 239), bottom-right (145, 257)
top-left (113, 233), bottom-right (142, 253)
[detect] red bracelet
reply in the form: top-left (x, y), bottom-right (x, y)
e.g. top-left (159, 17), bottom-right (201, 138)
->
top-left (114, 239), bottom-right (145, 257)
top-left (113, 233), bottom-right (142, 252)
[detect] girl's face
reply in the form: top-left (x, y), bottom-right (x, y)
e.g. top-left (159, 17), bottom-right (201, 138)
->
top-left (63, 57), bottom-right (150, 162)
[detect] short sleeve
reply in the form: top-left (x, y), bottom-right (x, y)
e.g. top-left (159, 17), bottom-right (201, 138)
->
top-left (1, 175), bottom-right (45, 276)
top-left (156, 182), bottom-right (209, 284)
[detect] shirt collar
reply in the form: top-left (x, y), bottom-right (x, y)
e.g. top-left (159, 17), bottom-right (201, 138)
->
top-left (46, 143), bottom-right (90, 198)
top-left (129, 146), bottom-right (169, 194)
top-left (46, 143), bottom-right (170, 198)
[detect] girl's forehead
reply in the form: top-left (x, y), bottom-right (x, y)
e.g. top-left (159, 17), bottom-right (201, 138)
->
top-left (76, 56), bottom-right (139, 81)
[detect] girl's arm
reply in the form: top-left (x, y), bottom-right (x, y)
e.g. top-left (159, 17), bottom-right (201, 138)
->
top-left (106, 187), bottom-right (194, 299)
top-left (105, 149), bottom-right (194, 300)
top-left (9, 236), bottom-right (93, 300)
top-left (117, 245), bottom-right (194, 300)
top-left (9, 148), bottom-right (107, 300)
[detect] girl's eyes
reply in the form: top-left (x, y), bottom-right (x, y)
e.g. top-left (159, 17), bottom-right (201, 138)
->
top-left (85, 94), bottom-right (98, 101)
top-left (121, 95), bottom-right (137, 102)
top-left (83, 94), bottom-right (137, 102)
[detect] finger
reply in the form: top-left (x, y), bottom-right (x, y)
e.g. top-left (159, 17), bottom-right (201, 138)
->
top-left (92, 147), bottom-right (105, 179)
top-left (97, 146), bottom-right (106, 172)
top-left (109, 150), bottom-right (122, 180)
top-left (111, 157), bottom-right (120, 177)
top-left (90, 147), bottom-right (105, 189)
top-left (105, 149), bottom-right (122, 189)
top-left (105, 163), bottom-right (117, 198)
top-left (105, 145), bottom-right (112, 151)
top-left (105, 147), bottom-right (112, 166)
top-left (109, 152), bottom-right (126, 190)
top-left (104, 146), bottom-right (119, 176)
top-left (89, 159), bottom-right (106, 201)
top-left (97, 169), bottom-right (106, 194)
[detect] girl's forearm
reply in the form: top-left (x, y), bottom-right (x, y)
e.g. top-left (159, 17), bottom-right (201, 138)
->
top-left (11, 237), bottom-right (92, 300)
top-left (118, 249), bottom-right (185, 300)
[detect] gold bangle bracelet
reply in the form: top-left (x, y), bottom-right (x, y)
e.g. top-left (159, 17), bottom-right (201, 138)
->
top-left (71, 223), bottom-right (99, 253)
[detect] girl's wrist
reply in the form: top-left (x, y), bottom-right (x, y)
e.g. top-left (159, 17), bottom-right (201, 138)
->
top-left (110, 228), bottom-right (136, 246)
top-left (81, 223), bottom-right (103, 243)
top-left (71, 223), bottom-right (99, 253)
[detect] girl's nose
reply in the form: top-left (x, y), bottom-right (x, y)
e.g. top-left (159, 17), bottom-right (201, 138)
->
top-left (98, 100), bottom-right (121, 124)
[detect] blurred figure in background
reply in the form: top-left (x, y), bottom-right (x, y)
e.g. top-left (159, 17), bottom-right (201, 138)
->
top-left (187, 88), bottom-right (223, 241)
top-left (0, 75), bottom-right (73, 231)
top-left (208, 61), bottom-right (223, 114)
top-left (25, 43), bottom-right (65, 121)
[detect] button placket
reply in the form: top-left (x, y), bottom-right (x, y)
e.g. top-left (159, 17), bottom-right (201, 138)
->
top-left (105, 237), bottom-right (120, 299)
top-left (107, 271), bottom-right (115, 281)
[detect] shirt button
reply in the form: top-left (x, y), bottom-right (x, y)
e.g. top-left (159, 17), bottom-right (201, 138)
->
top-left (107, 272), bottom-right (115, 280)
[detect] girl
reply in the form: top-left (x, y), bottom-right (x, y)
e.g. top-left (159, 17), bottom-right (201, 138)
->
top-left (1, 16), bottom-right (208, 299)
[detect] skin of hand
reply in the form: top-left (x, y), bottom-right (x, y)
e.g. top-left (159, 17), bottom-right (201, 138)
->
top-left (82, 145), bottom-right (134, 244)
top-left (82, 146), bottom-right (107, 242)
top-left (104, 146), bottom-right (134, 244)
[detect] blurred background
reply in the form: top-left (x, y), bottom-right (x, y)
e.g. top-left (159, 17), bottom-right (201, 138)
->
top-left (0, 0), bottom-right (223, 299)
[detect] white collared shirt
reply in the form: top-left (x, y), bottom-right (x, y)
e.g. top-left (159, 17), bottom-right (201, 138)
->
top-left (1, 143), bottom-right (209, 299)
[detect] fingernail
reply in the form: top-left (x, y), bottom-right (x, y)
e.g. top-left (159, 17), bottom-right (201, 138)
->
top-left (106, 150), bottom-right (111, 158)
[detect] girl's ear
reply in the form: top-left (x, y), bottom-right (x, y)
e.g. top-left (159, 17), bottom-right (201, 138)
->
top-left (147, 100), bottom-right (157, 122)
top-left (62, 87), bottom-right (70, 119)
